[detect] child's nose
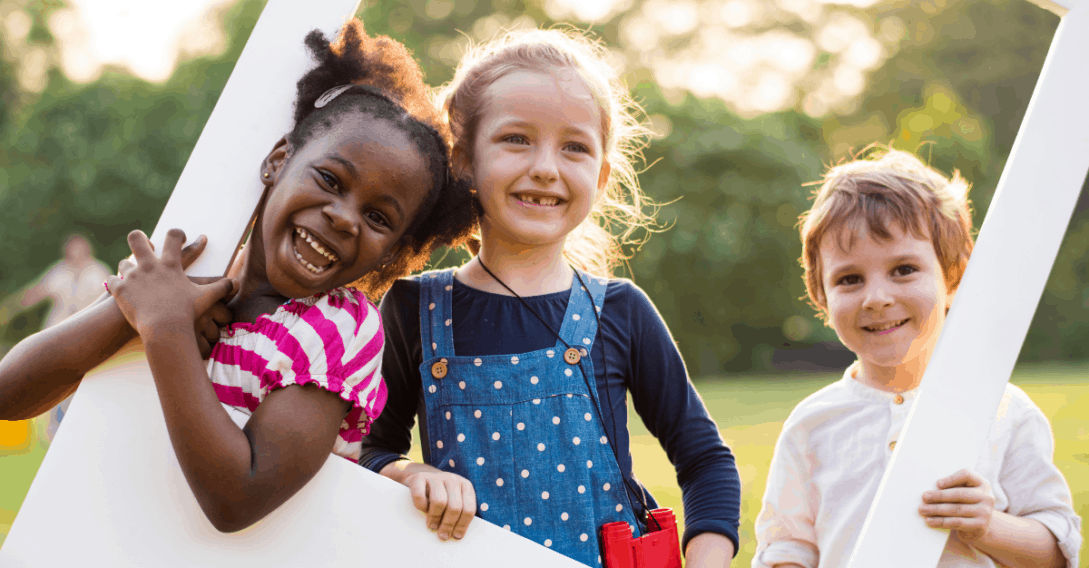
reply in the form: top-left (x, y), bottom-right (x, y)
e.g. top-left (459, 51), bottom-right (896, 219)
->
top-left (862, 282), bottom-right (894, 310)
top-left (322, 202), bottom-right (359, 237)
top-left (528, 148), bottom-right (559, 184)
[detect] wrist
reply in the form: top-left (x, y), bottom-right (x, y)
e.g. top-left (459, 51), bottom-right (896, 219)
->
top-left (139, 318), bottom-right (194, 345)
top-left (380, 460), bottom-right (437, 484)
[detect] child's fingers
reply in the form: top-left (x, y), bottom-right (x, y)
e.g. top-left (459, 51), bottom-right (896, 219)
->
top-left (918, 501), bottom-right (983, 518)
top-left (451, 484), bottom-right (477, 540)
top-left (180, 234), bottom-right (208, 270)
top-left (160, 228), bottom-right (187, 267)
top-left (922, 487), bottom-right (987, 505)
top-left (435, 480), bottom-right (465, 540)
top-left (924, 513), bottom-right (989, 540)
top-left (205, 302), bottom-right (233, 327)
top-left (117, 258), bottom-right (136, 278)
top-left (127, 230), bottom-right (155, 261)
top-left (936, 468), bottom-right (983, 489)
top-left (104, 274), bottom-right (123, 296)
top-left (192, 279), bottom-right (238, 316)
top-left (407, 475), bottom-right (431, 516)
top-left (425, 480), bottom-right (450, 532)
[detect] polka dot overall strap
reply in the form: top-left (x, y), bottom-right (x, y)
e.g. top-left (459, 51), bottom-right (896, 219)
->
top-left (417, 268), bottom-right (640, 566)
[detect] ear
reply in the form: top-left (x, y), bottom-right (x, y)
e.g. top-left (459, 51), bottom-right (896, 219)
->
top-left (597, 160), bottom-right (612, 193)
top-left (451, 144), bottom-right (472, 183)
top-left (261, 136), bottom-right (291, 185)
top-left (945, 285), bottom-right (958, 315)
top-left (380, 242), bottom-right (404, 269)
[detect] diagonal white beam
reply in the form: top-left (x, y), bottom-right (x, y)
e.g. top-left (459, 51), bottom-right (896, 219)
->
top-left (847, 3), bottom-right (1089, 567)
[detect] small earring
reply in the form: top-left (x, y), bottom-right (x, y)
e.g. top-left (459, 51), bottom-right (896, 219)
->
top-left (263, 172), bottom-right (270, 179)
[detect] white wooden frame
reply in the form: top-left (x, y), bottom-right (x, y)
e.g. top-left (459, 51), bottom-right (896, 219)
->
top-left (847, 1), bottom-right (1089, 566)
top-left (0, 2), bottom-right (584, 565)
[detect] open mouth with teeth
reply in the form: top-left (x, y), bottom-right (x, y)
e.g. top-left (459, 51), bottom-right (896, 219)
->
top-left (863, 318), bottom-right (909, 333)
top-left (516, 193), bottom-right (562, 207)
top-left (293, 227), bottom-right (339, 275)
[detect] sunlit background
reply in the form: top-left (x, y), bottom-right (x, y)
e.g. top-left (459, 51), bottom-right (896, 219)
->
top-left (1, 0), bottom-right (1086, 563)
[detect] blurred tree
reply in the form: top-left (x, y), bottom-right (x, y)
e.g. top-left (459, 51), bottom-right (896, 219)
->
top-left (1, 0), bottom-right (1084, 372)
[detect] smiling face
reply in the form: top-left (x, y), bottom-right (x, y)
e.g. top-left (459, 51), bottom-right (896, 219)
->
top-left (254, 115), bottom-right (432, 298)
top-left (820, 223), bottom-right (955, 380)
top-left (467, 69), bottom-right (610, 250)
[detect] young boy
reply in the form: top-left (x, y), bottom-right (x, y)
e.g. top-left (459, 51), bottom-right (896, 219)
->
top-left (753, 149), bottom-right (1081, 568)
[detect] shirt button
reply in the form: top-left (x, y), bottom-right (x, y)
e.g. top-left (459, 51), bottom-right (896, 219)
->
top-left (564, 348), bottom-right (581, 365)
top-left (431, 362), bottom-right (448, 379)
top-left (888, 440), bottom-right (897, 450)
top-left (894, 394), bottom-right (905, 405)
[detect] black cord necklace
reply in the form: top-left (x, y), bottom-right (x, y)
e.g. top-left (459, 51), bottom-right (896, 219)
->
top-left (475, 259), bottom-right (658, 533)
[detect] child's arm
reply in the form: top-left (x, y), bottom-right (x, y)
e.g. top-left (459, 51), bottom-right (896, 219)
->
top-left (0, 236), bottom-right (227, 420)
top-left (108, 229), bottom-right (349, 532)
top-left (752, 416), bottom-right (819, 568)
top-left (919, 469), bottom-right (1064, 568)
top-left (360, 279), bottom-right (477, 541)
top-left (617, 282), bottom-right (740, 562)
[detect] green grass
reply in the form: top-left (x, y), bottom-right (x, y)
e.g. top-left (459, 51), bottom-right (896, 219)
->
top-left (3, 364), bottom-right (1088, 566)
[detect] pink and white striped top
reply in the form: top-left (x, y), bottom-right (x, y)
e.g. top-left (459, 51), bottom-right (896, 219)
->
top-left (205, 287), bottom-right (387, 461)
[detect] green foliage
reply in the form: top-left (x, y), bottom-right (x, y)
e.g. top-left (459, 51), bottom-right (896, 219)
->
top-left (0, 0), bottom-right (1085, 371)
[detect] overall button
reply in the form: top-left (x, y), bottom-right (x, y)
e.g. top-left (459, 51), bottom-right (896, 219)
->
top-left (888, 440), bottom-right (897, 450)
top-left (564, 348), bottom-right (581, 365)
top-left (894, 394), bottom-right (905, 405)
top-left (431, 362), bottom-right (448, 379)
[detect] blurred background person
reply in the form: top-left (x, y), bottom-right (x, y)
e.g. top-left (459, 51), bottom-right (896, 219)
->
top-left (0, 233), bottom-right (110, 442)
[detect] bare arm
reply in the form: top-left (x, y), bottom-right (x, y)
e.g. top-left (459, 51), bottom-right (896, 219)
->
top-left (0, 237), bottom-right (230, 420)
top-left (110, 229), bottom-right (347, 531)
top-left (920, 469), bottom-right (1065, 568)
top-left (0, 293), bottom-right (136, 419)
top-left (973, 511), bottom-right (1064, 568)
top-left (144, 324), bottom-right (346, 531)
top-left (685, 532), bottom-right (735, 567)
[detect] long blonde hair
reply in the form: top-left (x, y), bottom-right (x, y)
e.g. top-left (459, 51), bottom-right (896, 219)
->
top-left (437, 27), bottom-right (657, 276)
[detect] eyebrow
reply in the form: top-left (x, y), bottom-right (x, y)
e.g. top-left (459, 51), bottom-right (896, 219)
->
top-left (495, 119), bottom-right (598, 140)
top-left (373, 192), bottom-right (406, 223)
top-left (328, 155), bottom-right (407, 223)
top-left (328, 155), bottom-right (359, 182)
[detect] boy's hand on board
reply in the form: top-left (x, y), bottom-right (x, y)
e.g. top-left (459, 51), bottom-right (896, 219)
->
top-left (106, 229), bottom-right (237, 340)
top-left (919, 469), bottom-right (995, 541)
top-left (381, 461), bottom-right (477, 541)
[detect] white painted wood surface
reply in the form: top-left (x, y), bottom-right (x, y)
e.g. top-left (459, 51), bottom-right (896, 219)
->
top-left (0, 1), bottom-right (584, 565)
top-left (846, 3), bottom-right (1089, 567)
top-left (1, 341), bottom-right (584, 566)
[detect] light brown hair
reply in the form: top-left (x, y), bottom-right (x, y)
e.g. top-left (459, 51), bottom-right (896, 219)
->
top-left (437, 27), bottom-right (656, 276)
top-left (799, 147), bottom-right (974, 320)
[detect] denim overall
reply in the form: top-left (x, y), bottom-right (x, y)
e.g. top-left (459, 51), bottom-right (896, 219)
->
top-left (418, 268), bottom-right (641, 566)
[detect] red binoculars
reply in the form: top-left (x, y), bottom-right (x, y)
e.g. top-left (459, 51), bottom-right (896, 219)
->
top-left (601, 508), bottom-right (682, 568)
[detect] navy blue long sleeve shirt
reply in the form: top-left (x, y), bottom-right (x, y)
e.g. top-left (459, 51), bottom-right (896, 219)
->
top-left (359, 276), bottom-right (741, 553)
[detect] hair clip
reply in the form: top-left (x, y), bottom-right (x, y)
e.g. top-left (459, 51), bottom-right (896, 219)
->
top-left (314, 84), bottom-right (355, 109)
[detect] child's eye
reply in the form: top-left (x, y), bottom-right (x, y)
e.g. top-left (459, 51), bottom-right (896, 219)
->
top-left (837, 274), bottom-right (861, 286)
top-left (502, 134), bottom-right (529, 145)
top-left (366, 210), bottom-right (390, 228)
top-left (893, 265), bottom-right (918, 277)
top-left (317, 170), bottom-right (341, 193)
top-left (564, 142), bottom-right (590, 154)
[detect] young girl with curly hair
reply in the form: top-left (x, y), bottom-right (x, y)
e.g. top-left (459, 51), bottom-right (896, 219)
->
top-left (0, 20), bottom-right (474, 532)
top-left (359, 28), bottom-right (741, 566)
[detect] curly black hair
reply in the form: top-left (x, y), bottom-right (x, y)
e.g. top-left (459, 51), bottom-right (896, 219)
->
top-left (284, 20), bottom-right (475, 300)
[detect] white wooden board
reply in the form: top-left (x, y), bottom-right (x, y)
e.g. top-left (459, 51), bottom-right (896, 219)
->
top-left (0, 1), bottom-right (583, 566)
top-left (1, 340), bottom-right (584, 566)
top-left (846, 1), bottom-right (1089, 566)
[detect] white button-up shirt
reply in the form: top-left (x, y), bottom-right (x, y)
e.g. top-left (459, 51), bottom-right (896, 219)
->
top-left (753, 364), bottom-right (1081, 568)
